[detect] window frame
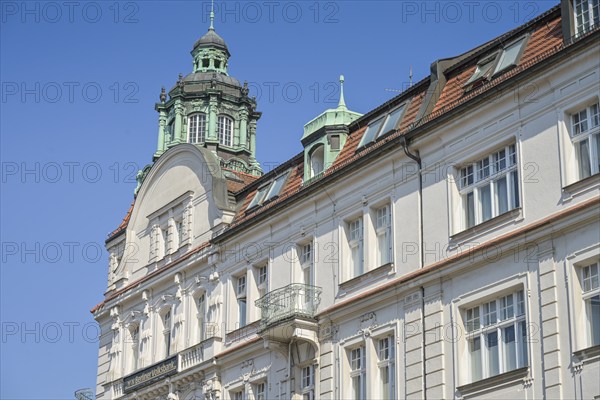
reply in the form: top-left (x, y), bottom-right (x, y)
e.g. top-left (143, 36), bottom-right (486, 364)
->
top-left (301, 364), bottom-right (315, 400)
top-left (236, 273), bottom-right (248, 328)
top-left (218, 114), bottom-right (234, 147)
top-left (253, 381), bottom-right (266, 400)
top-left (492, 36), bottom-right (528, 76)
top-left (574, 0), bottom-right (600, 35)
top-left (247, 171), bottom-right (290, 210)
top-left (463, 289), bottom-right (528, 383)
top-left (358, 104), bottom-right (407, 148)
top-left (188, 113), bottom-right (207, 144)
top-left (309, 144), bottom-right (326, 178)
top-left (580, 262), bottom-right (600, 348)
top-left (374, 204), bottom-right (393, 267)
top-left (347, 216), bottom-right (365, 279)
top-left (569, 102), bottom-right (600, 181)
top-left (458, 144), bottom-right (520, 231)
top-left (349, 345), bottom-right (366, 400)
top-left (377, 335), bottom-right (396, 400)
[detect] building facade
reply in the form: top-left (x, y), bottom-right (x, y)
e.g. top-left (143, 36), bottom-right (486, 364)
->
top-left (92, 1), bottom-right (600, 399)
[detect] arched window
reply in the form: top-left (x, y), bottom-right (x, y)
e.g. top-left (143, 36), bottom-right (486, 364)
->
top-left (218, 115), bottom-right (233, 147)
top-left (167, 119), bottom-right (175, 142)
top-left (309, 144), bottom-right (325, 178)
top-left (188, 114), bottom-right (206, 144)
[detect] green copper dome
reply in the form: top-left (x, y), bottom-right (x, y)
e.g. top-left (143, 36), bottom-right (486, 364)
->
top-left (193, 28), bottom-right (229, 54)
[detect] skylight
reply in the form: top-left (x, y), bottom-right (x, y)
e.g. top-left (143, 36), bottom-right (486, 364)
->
top-left (494, 37), bottom-right (527, 74)
top-left (247, 171), bottom-right (290, 209)
top-left (359, 105), bottom-right (406, 148)
top-left (464, 57), bottom-right (496, 86)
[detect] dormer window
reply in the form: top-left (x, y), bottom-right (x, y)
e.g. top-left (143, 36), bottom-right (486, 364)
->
top-left (359, 105), bottom-right (406, 148)
top-left (167, 119), bottom-right (175, 142)
top-left (309, 145), bottom-right (325, 178)
top-left (218, 115), bottom-right (233, 146)
top-left (247, 171), bottom-right (290, 209)
top-left (188, 114), bottom-right (206, 144)
top-left (574, 0), bottom-right (600, 35)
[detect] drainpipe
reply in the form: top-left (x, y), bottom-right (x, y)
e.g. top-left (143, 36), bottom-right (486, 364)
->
top-left (288, 339), bottom-right (294, 399)
top-left (400, 137), bottom-right (427, 400)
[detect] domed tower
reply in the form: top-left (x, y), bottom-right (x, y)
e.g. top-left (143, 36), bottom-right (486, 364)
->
top-left (153, 8), bottom-right (262, 176)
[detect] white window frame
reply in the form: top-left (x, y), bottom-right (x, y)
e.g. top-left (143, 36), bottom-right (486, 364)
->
top-left (580, 262), bottom-right (600, 348)
top-left (196, 293), bottom-right (206, 342)
top-left (188, 113), bottom-right (206, 144)
top-left (569, 102), bottom-right (600, 180)
top-left (493, 36), bottom-right (528, 75)
top-left (301, 364), bottom-right (315, 400)
top-left (463, 289), bottom-right (528, 383)
top-left (377, 336), bottom-right (396, 400)
top-left (349, 345), bottom-right (366, 400)
top-left (236, 274), bottom-right (247, 328)
top-left (375, 204), bottom-right (393, 267)
top-left (299, 241), bottom-right (314, 286)
top-left (348, 217), bottom-right (364, 279)
top-left (231, 389), bottom-right (244, 400)
top-left (458, 144), bottom-right (520, 230)
top-left (162, 309), bottom-right (172, 358)
top-left (309, 144), bottom-right (325, 178)
top-left (253, 381), bottom-right (266, 400)
top-left (574, 0), bottom-right (600, 35)
top-left (129, 324), bottom-right (140, 373)
top-left (218, 115), bottom-right (233, 147)
top-left (256, 264), bottom-right (268, 299)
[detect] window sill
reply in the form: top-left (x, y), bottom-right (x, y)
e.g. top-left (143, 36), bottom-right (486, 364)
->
top-left (573, 344), bottom-right (600, 362)
top-left (339, 263), bottom-right (394, 294)
top-left (562, 173), bottom-right (600, 202)
top-left (457, 366), bottom-right (529, 396)
top-left (450, 208), bottom-right (522, 248)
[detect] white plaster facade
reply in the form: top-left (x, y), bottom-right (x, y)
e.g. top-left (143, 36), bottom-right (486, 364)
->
top-left (93, 3), bottom-right (600, 399)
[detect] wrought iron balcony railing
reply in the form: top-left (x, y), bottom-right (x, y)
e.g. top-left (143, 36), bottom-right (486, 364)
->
top-left (255, 283), bottom-right (322, 330)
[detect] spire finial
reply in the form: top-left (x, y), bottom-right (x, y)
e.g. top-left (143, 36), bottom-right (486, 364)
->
top-left (209, 0), bottom-right (215, 30)
top-left (338, 74), bottom-right (347, 110)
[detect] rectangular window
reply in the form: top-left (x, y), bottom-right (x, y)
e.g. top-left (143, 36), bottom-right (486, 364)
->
top-left (464, 56), bottom-right (496, 86)
top-left (264, 172), bottom-right (289, 202)
top-left (349, 346), bottom-right (366, 400)
top-left (582, 262), bottom-right (600, 347)
top-left (256, 264), bottom-right (268, 298)
top-left (236, 275), bottom-right (247, 328)
top-left (376, 205), bottom-right (393, 266)
top-left (464, 290), bottom-right (528, 383)
top-left (494, 37), bottom-right (527, 73)
top-left (359, 105), bottom-right (406, 147)
top-left (188, 114), bottom-right (206, 143)
top-left (163, 311), bottom-right (172, 358)
top-left (575, 0), bottom-right (600, 35)
top-left (301, 365), bottom-right (315, 400)
top-left (378, 337), bottom-right (395, 399)
top-left (459, 144), bottom-right (519, 230)
top-left (570, 103), bottom-right (600, 180)
top-left (197, 294), bottom-right (205, 342)
top-left (130, 325), bottom-right (139, 372)
top-left (232, 390), bottom-right (244, 400)
top-left (254, 382), bottom-right (266, 400)
top-left (348, 218), bottom-right (364, 278)
top-left (300, 242), bottom-right (313, 286)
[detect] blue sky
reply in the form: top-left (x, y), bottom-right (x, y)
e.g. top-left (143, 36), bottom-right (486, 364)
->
top-left (0, 1), bottom-right (557, 398)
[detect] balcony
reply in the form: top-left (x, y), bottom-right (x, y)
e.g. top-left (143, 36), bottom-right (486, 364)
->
top-left (255, 284), bottom-right (322, 341)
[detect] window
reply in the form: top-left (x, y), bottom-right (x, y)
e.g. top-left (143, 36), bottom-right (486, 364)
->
top-left (167, 119), bottom-right (175, 142)
top-left (197, 294), bottom-right (205, 342)
top-left (581, 262), bottom-right (600, 347)
top-left (301, 365), bottom-right (315, 400)
top-left (375, 205), bottom-right (392, 266)
top-left (188, 114), bottom-right (206, 143)
top-left (300, 242), bottom-right (313, 286)
top-left (329, 134), bottom-right (341, 151)
top-left (574, 0), bottom-right (600, 35)
top-left (494, 37), bottom-right (527, 74)
top-left (163, 310), bottom-right (172, 358)
top-left (247, 171), bottom-right (290, 209)
top-left (464, 55), bottom-right (496, 86)
top-left (232, 390), bottom-right (244, 400)
top-left (465, 290), bottom-right (528, 382)
top-left (378, 337), bottom-right (395, 400)
top-left (256, 264), bottom-right (268, 298)
top-left (236, 274), bottom-right (247, 328)
top-left (348, 217), bottom-right (364, 278)
top-left (570, 103), bottom-right (600, 180)
top-left (175, 220), bottom-right (184, 248)
top-left (254, 382), bottom-right (266, 400)
top-left (161, 226), bottom-right (170, 256)
top-left (359, 105), bottom-right (406, 147)
top-left (129, 325), bottom-right (139, 373)
top-left (309, 144), bottom-right (325, 178)
top-left (218, 115), bottom-right (233, 146)
top-left (264, 173), bottom-right (289, 202)
top-left (349, 346), bottom-right (366, 400)
top-left (459, 144), bottom-right (520, 230)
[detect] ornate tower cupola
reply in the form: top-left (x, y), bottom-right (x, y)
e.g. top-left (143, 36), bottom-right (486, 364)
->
top-left (302, 76), bottom-right (362, 182)
top-left (153, 3), bottom-right (262, 176)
